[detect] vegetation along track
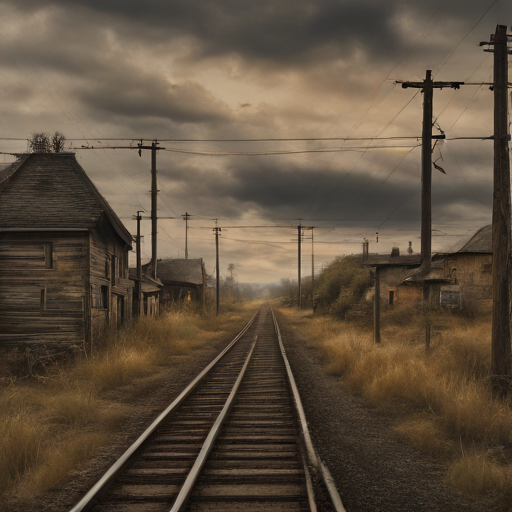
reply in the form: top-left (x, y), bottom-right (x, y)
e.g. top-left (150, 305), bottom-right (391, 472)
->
top-left (71, 304), bottom-right (344, 512)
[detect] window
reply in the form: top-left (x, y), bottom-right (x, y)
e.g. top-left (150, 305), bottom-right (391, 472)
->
top-left (44, 243), bottom-right (53, 269)
top-left (0, 242), bottom-right (53, 269)
top-left (105, 256), bottom-right (110, 279)
top-left (40, 287), bottom-right (47, 310)
top-left (100, 285), bottom-right (109, 310)
top-left (111, 256), bottom-right (117, 285)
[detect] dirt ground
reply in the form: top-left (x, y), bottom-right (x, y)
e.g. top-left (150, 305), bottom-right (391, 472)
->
top-left (1, 308), bottom-right (504, 512)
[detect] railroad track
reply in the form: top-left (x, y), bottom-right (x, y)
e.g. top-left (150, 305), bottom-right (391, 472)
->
top-left (71, 304), bottom-right (345, 512)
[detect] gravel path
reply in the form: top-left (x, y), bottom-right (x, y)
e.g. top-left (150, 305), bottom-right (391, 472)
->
top-left (277, 309), bottom-right (503, 512)
top-left (2, 308), bottom-right (504, 512)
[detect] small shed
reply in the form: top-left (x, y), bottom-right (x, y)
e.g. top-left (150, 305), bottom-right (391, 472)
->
top-left (363, 252), bottom-right (423, 306)
top-left (0, 153), bottom-right (133, 352)
top-left (145, 258), bottom-right (206, 310)
top-left (129, 269), bottom-right (163, 317)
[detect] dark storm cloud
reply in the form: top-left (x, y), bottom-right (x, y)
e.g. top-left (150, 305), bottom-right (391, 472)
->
top-left (77, 78), bottom-right (232, 124)
top-left (4, 0), bottom-right (492, 68)
top-left (154, 133), bottom-right (494, 231)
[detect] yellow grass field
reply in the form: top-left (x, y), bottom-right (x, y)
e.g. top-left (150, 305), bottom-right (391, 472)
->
top-left (0, 303), bottom-right (258, 502)
top-left (277, 304), bottom-right (512, 499)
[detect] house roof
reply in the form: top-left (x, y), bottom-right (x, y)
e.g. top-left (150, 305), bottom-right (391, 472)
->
top-left (451, 224), bottom-right (492, 254)
top-left (362, 254), bottom-right (423, 268)
top-left (0, 153), bottom-right (132, 246)
top-left (147, 258), bottom-right (204, 286)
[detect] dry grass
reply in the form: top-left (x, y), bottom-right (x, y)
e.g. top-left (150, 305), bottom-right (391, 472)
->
top-left (446, 451), bottom-right (510, 495)
top-left (0, 304), bottom-right (256, 502)
top-left (278, 304), bottom-right (512, 500)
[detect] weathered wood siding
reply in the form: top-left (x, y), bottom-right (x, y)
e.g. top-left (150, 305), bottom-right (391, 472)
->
top-left (0, 232), bottom-right (87, 348)
top-left (89, 216), bottom-right (132, 344)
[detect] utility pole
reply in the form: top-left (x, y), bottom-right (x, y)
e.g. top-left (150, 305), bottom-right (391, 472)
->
top-left (401, 71), bottom-right (460, 349)
top-left (138, 140), bottom-right (164, 279)
top-left (298, 222), bottom-right (302, 310)
top-left (311, 227), bottom-right (315, 310)
top-left (133, 211), bottom-right (144, 317)
top-left (213, 222), bottom-right (221, 316)
top-left (183, 212), bottom-right (190, 259)
top-left (401, 71), bottom-right (460, 274)
top-left (374, 267), bottom-right (381, 344)
top-left (481, 25), bottom-right (512, 394)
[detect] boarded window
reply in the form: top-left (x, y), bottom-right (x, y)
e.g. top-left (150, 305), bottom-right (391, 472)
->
top-left (40, 287), bottom-right (47, 310)
top-left (100, 285), bottom-right (109, 310)
top-left (44, 243), bottom-right (53, 269)
top-left (0, 242), bottom-right (53, 269)
top-left (440, 288), bottom-right (460, 309)
top-left (111, 256), bottom-right (117, 285)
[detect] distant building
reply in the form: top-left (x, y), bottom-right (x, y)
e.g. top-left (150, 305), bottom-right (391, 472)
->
top-left (144, 258), bottom-right (206, 310)
top-left (362, 225), bottom-right (494, 312)
top-left (0, 153), bottom-right (134, 352)
top-left (362, 249), bottom-right (422, 306)
top-left (437, 224), bottom-right (493, 312)
top-left (129, 269), bottom-right (163, 317)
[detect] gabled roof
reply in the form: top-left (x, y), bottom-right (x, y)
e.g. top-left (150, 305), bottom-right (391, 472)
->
top-left (147, 258), bottom-right (204, 286)
top-left (0, 153), bottom-right (132, 246)
top-left (451, 224), bottom-right (492, 254)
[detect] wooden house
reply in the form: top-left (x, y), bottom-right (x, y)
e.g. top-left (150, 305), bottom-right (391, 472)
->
top-left (144, 258), bottom-right (206, 310)
top-left (0, 153), bottom-right (133, 352)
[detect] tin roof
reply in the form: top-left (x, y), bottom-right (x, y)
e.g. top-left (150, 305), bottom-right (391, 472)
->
top-left (0, 153), bottom-right (132, 246)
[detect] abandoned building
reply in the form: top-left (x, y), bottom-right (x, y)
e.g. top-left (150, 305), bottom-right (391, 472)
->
top-left (129, 269), bottom-right (163, 317)
top-left (362, 246), bottom-right (422, 306)
top-left (437, 224), bottom-right (493, 312)
top-left (144, 258), bottom-right (206, 310)
top-left (0, 152), bottom-right (134, 351)
top-left (362, 225), bottom-right (494, 312)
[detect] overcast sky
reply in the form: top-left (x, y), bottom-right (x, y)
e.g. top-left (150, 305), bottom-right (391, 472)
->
top-left (0, 0), bottom-right (510, 282)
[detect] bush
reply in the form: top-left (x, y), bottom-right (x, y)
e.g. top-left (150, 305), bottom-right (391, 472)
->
top-left (315, 255), bottom-right (371, 318)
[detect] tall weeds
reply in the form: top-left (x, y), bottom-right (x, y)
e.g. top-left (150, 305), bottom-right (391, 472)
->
top-left (0, 305), bottom-right (255, 502)
top-left (279, 306), bottom-right (512, 498)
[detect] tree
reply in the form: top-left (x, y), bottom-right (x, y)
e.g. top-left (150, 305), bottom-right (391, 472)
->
top-left (51, 132), bottom-right (66, 153)
top-left (28, 132), bottom-right (51, 153)
top-left (28, 131), bottom-right (66, 153)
